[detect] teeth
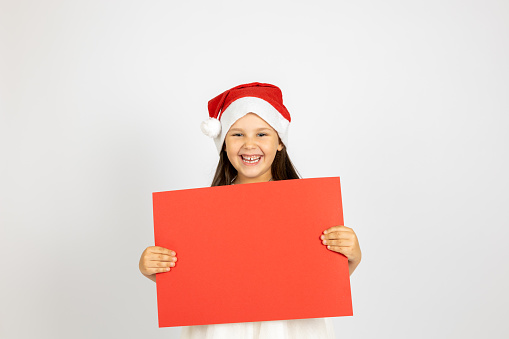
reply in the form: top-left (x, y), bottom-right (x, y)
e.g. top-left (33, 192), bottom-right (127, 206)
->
top-left (241, 155), bottom-right (261, 163)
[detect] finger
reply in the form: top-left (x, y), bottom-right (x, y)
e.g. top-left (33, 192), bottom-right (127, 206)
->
top-left (141, 265), bottom-right (172, 276)
top-left (322, 239), bottom-right (353, 247)
top-left (323, 225), bottom-right (350, 234)
top-left (146, 260), bottom-right (176, 268)
top-left (149, 267), bottom-right (172, 274)
top-left (321, 231), bottom-right (353, 240)
top-left (149, 246), bottom-right (176, 256)
top-left (147, 253), bottom-right (177, 262)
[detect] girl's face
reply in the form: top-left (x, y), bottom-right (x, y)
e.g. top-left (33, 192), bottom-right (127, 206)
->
top-left (225, 113), bottom-right (283, 184)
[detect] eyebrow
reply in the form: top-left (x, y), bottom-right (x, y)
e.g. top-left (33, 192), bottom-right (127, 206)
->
top-left (229, 127), bottom-right (273, 132)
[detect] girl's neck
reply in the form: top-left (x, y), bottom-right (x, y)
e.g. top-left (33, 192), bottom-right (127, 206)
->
top-left (232, 173), bottom-right (273, 185)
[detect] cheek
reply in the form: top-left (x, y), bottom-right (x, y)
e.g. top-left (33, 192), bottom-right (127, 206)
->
top-left (262, 139), bottom-right (280, 154)
top-left (225, 151), bottom-right (239, 169)
top-left (225, 139), bottom-right (239, 153)
top-left (225, 141), bottom-right (241, 163)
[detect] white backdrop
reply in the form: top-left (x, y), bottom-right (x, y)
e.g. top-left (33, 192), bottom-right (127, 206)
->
top-left (1, 1), bottom-right (508, 338)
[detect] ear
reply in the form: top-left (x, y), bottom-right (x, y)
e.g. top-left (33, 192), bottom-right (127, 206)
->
top-left (277, 142), bottom-right (284, 152)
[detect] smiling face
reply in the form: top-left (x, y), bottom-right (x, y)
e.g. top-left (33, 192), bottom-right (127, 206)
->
top-left (224, 113), bottom-right (283, 184)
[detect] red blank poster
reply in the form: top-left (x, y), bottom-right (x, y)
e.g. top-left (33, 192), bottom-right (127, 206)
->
top-left (152, 177), bottom-right (352, 327)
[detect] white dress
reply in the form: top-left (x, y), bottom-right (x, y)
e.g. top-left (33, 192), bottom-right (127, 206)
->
top-left (180, 318), bottom-right (336, 339)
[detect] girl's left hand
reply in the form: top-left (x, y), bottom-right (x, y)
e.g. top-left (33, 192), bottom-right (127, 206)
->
top-left (321, 225), bottom-right (361, 272)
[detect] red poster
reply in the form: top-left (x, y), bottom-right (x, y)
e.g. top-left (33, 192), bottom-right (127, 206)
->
top-left (153, 177), bottom-right (352, 327)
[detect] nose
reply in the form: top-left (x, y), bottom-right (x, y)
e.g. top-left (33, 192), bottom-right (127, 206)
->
top-left (243, 136), bottom-right (257, 149)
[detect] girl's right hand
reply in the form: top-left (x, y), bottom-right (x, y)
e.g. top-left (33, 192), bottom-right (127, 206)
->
top-left (139, 246), bottom-right (177, 277)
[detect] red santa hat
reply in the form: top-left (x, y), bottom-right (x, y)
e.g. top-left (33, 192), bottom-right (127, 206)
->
top-left (201, 82), bottom-right (292, 154)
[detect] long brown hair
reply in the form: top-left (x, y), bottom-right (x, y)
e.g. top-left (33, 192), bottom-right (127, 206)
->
top-left (211, 142), bottom-right (301, 187)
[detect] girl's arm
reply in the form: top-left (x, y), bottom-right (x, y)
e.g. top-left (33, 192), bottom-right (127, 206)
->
top-left (143, 273), bottom-right (157, 283)
top-left (348, 257), bottom-right (361, 276)
top-left (320, 225), bottom-right (362, 276)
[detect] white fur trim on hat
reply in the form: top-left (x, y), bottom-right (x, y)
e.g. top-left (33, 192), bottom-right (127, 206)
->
top-left (213, 96), bottom-right (289, 154)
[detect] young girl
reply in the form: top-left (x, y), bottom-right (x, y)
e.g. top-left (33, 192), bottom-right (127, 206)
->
top-left (139, 82), bottom-right (362, 339)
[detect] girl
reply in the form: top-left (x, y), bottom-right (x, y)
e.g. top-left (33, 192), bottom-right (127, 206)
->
top-left (139, 82), bottom-right (361, 339)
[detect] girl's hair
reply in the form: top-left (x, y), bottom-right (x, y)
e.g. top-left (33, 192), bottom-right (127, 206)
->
top-left (211, 141), bottom-right (301, 187)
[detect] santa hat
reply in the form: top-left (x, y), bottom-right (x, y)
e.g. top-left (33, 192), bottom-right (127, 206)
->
top-left (201, 82), bottom-right (291, 154)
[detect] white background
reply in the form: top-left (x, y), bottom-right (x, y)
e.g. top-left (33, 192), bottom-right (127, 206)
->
top-left (1, 1), bottom-right (508, 338)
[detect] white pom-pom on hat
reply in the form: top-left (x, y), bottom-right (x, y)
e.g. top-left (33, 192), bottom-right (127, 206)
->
top-left (200, 117), bottom-right (222, 138)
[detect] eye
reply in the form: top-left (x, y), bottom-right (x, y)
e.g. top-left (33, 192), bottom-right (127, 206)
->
top-left (257, 133), bottom-right (267, 137)
top-left (232, 133), bottom-right (243, 137)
